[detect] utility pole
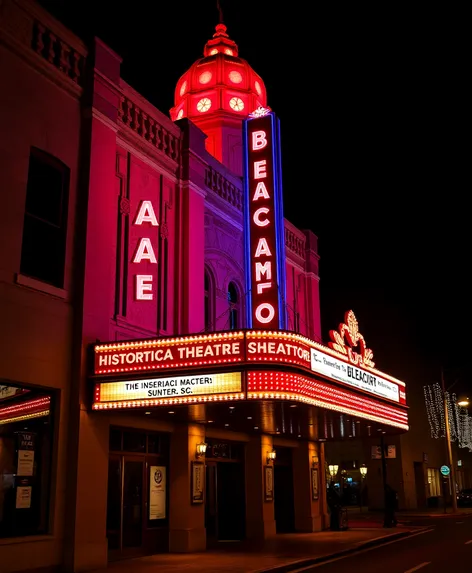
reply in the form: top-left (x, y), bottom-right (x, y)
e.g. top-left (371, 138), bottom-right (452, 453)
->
top-left (380, 433), bottom-right (389, 526)
top-left (442, 367), bottom-right (458, 513)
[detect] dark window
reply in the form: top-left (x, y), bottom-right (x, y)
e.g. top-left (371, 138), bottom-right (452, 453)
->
top-left (122, 431), bottom-right (146, 453)
top-left (227, 282), bottom-right (239, 330)
top-left (205, 270), bottom-right (213, 331)
top-left (20, 148), bottom-right (70, 288)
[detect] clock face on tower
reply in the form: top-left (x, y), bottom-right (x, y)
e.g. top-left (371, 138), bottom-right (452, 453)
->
top-left (229, 97), bottom-right (244, 111)
top-left (197, 98), bottom-right (212, 113)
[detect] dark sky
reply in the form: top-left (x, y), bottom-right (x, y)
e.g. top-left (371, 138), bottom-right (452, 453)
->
top-left (38, 1), bottom-right (469, 388)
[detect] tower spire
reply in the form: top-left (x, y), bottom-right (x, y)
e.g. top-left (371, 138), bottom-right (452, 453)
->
top-left (217, 0), bottom-right (224, 24)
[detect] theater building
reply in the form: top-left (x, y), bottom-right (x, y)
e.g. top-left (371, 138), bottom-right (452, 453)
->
top-left (0, 2), bottom-right (408, 572)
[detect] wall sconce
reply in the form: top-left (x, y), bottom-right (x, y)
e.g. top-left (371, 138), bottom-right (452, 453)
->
top-left (267, 449), bottom-right (276, 464)
top-left (312, 455), bottom-right (319, 466)
top-left (328, 464), bottom-right (339, 478)
top-left (360, 464), bottom-right (368, 478)
top-left (196, 442), bottom-right (208, 459)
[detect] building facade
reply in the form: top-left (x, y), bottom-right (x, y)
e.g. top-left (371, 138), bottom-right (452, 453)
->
top-left (1, 2), bottom-right (409, 572)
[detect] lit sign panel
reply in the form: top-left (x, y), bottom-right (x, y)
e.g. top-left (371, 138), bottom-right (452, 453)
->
top-left (243, 111), bottom-right (286, 329)
top-left (94, 332), bottom-right (245, 374)
top-left (97, 372), bottom-right (241, 401)
top-left (133, 200), bottom-right (159, 300)
top-left (93, 372), bottom-right (242, 408)
top-left (310, 349), bottom-right (399, 402)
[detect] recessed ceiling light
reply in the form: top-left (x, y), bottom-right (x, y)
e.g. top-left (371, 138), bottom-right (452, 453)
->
top-left (208, 420), bottom-right (214, 423)
top-left (290, 404), bottom-right (297, 408)
top-left (145, 411), bottom-right (151, 415)
top-left (298, 434), bottom-right (301, 438)
top-left (225, 423), bottom-right (229, 427)
top-left (168, 411), bottom-right (175, 414)
top-left (276, 431), bottom-right (280, 434)
top-left (247, 416), bottom-right (252, 419)
top-left (229, 406), bottom-right (235, 410)
top-left (254, 426), bottom-right (259, 430)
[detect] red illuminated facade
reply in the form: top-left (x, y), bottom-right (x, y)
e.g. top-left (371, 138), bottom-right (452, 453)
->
top-left (0, 3), bottom-right (414, 573)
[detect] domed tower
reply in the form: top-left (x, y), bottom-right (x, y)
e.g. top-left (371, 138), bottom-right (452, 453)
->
top-left (170, 20), bottom-right (267, 176)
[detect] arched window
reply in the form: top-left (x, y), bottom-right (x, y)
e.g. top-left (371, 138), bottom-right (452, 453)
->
top-left (205, 270), bottom-right (213, 332)
top-left (227, 282), bottom-right (239, 330)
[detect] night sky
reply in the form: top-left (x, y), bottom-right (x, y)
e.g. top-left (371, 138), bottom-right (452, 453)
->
top-left (38, 1), bottom-right (468, 390)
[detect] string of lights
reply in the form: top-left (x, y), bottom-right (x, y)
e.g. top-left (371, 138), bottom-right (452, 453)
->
top-left (424, 383), bottom-right (472, 450)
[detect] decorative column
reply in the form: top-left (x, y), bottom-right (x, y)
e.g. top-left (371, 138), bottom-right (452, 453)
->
top-left (169, 424), bottom-right (206, 552)
top-left (292, 441), bottom-right (325, 531)
top-left (245, 434), bottom-right (276, 539)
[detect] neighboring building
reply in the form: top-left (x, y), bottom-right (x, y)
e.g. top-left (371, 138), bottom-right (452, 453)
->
top-left (326, 355), bottom-right (472, 511)
top-left (1, 2), bottom-right (409, 573)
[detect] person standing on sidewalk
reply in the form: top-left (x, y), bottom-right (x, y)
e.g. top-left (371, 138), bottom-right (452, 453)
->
top-left (384, 484), bottom-right (398, 527)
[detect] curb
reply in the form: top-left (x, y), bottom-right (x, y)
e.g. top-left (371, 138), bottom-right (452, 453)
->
top-left (256, 529), bottom-right (424, 573)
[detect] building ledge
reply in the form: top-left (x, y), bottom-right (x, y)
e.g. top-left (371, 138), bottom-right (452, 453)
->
top-left (15, 273), bottom-right (68, 300)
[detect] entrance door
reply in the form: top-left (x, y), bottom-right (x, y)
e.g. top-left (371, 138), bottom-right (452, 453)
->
top-left (274, 449), bottom-right (295, 533)
top-left (107, 455), bottom-right (145, 559)
top-left (106, 428), bottom-right (169, 560)
top-left (217, 462), bottom-right (245, 541)
top-left (205, 461), bottom-right (245, 543)
top-left (122, 457), bottom-right (144, 550)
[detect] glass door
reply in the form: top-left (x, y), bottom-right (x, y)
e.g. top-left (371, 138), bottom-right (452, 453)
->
top-left (122, 457), bottom-right (144, 549)
top-left (106, 455), bottom-right (144, 558)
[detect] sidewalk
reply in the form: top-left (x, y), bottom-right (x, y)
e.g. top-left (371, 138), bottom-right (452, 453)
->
top-left (346, 505), bottom-right (472, 525)
top-left (90, 525), bottom-right (422, 573)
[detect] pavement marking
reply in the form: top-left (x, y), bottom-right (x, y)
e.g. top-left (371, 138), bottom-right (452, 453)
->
top-left (288, 529), bottom-right (435, 572)
top-left (465, 539), bottom-right (472, 544)
top-left (404, 564), bottom-right (431, 573)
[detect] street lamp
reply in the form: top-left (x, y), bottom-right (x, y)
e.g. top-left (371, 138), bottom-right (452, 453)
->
top-left (359, 465), bottom-right (368, 512)
top-left (442, 368), bottom-right (458, 513)
top-left (328, 464), bottom-right (339, 483)
top-left (458, 398), bottom-right (470, 407)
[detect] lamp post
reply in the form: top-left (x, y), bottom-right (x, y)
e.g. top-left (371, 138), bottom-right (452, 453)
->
top-left (359, 464), bottom-right (368, 512)
top-left (441, 368), bottom-right (458, 513)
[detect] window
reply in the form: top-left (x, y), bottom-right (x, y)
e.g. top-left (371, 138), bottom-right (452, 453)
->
top-left (227, 282), bottom-right (240, 330)
top-left (205, 268), bottom-right (216, 332)
top-left (427, 467), bottom-right (441, 497)
top-left (0, 383), bottom-right (54, 538)
top-left (20, 148), bottom-right (70, 288)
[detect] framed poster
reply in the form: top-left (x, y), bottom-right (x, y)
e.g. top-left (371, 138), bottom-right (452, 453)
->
top-left (264, 465), bottom-right (274, 502)
top-left (149, 465), bottom-right (166, 520)
top-left (311, 467), bottom-right (319, 500)
top-left (191, 461), bottom-right (205, 504)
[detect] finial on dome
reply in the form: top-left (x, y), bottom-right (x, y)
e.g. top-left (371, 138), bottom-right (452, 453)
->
top-left (217, 0), bottom-right (224, 24)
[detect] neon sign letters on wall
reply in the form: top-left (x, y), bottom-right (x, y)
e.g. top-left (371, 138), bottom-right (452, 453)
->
top-left (133, 200), bottom-right (159, 300)
top-left (243, 111), bottom-right (286, 329)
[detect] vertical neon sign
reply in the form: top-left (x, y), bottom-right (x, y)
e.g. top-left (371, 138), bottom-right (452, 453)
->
top-left (243, 109), bottom-right (286, 329)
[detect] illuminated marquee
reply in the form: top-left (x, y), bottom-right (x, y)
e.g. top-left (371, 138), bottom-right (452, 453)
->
top-left (243, 111), bottom-right (286, 329)
top-left (133, 200), bottom-right (159, 301)
top-left (94, 330), bottom-right (406, 405)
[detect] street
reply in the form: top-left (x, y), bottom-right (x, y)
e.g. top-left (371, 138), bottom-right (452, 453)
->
top-left (294, 514), bottom-right (472, 572)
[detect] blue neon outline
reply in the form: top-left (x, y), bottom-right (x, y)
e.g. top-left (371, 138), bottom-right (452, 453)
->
top-left (242, 119), bottom-right (253, 328)
top-left (271, 113), bottom-right (287, 330)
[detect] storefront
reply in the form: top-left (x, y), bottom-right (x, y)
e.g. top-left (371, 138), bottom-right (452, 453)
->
top-left (91, 321), bottom-right (408, 557)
